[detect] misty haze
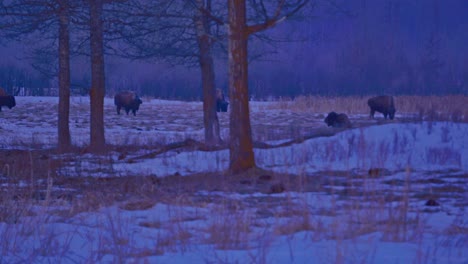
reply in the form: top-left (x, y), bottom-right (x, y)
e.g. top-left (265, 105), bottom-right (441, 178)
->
top-left (1, 1), bottom-right (466, 98)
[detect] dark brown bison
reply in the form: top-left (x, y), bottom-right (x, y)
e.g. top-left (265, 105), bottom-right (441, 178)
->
top-left (216, 88), bottom-right (229, 112)
top-left (0, 87), bottom-right (7, 96)
top-left (367, 95), bottom-right (396, 120)
top-left (0, 95), bottom-right (16, 111)
top-left (425, 199), bottom-right (440, 207)
top-left (324, 111), bottom-right (352, 128)
top-left (114, 91), bottom-right (142, 116)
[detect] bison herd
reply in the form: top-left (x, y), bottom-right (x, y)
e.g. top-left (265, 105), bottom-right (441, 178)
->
top-left (2, 88), bottom-right (397, 128)
top-left (324, 95), bottom-right (396, 128)
top-left (111, 92), bottom-right (397, 129)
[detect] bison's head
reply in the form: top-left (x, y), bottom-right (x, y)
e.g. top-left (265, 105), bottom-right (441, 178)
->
top-left (0, 95), bottom-right (16, 112)
top-left (9, 96), bottom-right (16, 108)
top-left (324, 112), bottom-right (338, 126)
top-left (219, 101), bottom-right (228, 112)
top-left (6, 96), bottom-right (16, 109)
top-left (134, 96), bottom-right (142, 109)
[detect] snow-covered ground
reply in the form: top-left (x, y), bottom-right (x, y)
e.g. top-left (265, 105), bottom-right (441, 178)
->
top-left (0, 96), bottom-right (467, 263)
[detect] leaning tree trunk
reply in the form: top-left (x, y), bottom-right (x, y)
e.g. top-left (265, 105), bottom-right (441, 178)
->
top-left (198, 40), bottom-right (221, 145)
top-left (57, 0), bottom-right (72, 153)
top-left (89, 0), bottom-right (106, 153)
top-left (228, 0), bottom-right (256, 173)
top-left (195, 0), bottom-right (221, 145)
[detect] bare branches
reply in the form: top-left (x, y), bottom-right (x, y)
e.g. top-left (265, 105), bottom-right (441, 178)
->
top-left (0, 1), bottom-right (58, 30)
top-left (109, 0), bottom-right (223, 66)
top-left (187, 0), bottom-right (225, 26)
top-left (323, 0), bottom-right (355, 18)
top-left (246, 0), bottom-right (309, 35)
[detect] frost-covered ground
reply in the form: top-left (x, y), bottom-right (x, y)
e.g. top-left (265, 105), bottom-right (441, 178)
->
top-left (0, 96), bottom-right (467, 263)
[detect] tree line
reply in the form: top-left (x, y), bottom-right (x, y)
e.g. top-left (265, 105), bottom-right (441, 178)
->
top-left (3, 1), bottom-right (466, 99)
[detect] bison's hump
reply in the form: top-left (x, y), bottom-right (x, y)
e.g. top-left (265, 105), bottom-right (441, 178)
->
top-left (368, 95), bottom-right (394, 106)
top-left (0, 87), bottom-right (7, 96)
top-left (114, 91), bottom-right (137, 105)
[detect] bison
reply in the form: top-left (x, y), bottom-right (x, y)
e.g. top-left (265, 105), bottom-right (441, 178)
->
top-left (0, 95), bottom-right (16, 111)
top-left (367, 95), bottom-right (396, 120)
top-left (0, 87), bottom-right (7, 96)
top-left (216, 88), bottom-right (229, 112)
top-left (324, 111), bottom-right (352, 128)
top-left (114, 91), bottom-right (142, 116)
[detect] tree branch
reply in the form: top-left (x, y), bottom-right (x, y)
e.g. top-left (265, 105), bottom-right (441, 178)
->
top-left (246, 0), bottom-right (309, 35)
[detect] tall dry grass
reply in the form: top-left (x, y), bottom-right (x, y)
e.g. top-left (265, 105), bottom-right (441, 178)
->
top-left (273, 95), bottom-right (468, 121)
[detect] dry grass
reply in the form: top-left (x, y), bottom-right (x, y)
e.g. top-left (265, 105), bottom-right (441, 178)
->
top-left (0, 161), bottom-right (464, 263)
top-left (274, 95), bottom-right (468, 122)
top-left (206, 205), bottom-right (254, 250)
top-left (275, 95), bottom-right (369, 114)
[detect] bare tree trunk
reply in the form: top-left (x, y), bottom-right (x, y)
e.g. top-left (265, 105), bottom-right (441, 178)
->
top-left (199, 42), bottom-right (221, 145)
top-left (57, 0), bottom-right (71, 153)
top-left (89, 0), bottom-right (106, 153)
top-left (228, 0), bottom-right (256, 173)
top-left (195, 0), bottom-right (221, 146)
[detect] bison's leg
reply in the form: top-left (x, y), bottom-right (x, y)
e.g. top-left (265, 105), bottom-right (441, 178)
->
top-left (125, 107), bottom-right (130, 115)
top-left (370, 109), bottom-right (375, 119)
top-left (384, 112), bottom-right (388, 119)
top-left (116, 106), bottom-right (121, 115)
top-left (132, 109), bottom-right (136, 116)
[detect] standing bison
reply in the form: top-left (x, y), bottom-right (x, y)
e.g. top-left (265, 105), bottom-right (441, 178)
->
top-left (216, 88), bottom-right (229, 112)
top-left (324, 112), bottom-right (352, 128)
top-left (114, 91), bottom-right (142, 116)
top-left (367, 95), bottom-right (396, 120)
top-left (0, 87), bottom-right (16, 111)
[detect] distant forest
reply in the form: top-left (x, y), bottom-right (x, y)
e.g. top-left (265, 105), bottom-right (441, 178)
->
top-left (1, 0), bottom-right (467, 99)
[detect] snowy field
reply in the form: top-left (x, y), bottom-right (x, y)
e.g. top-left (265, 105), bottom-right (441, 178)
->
top-left (0, 96), bottom-right (467, 263)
